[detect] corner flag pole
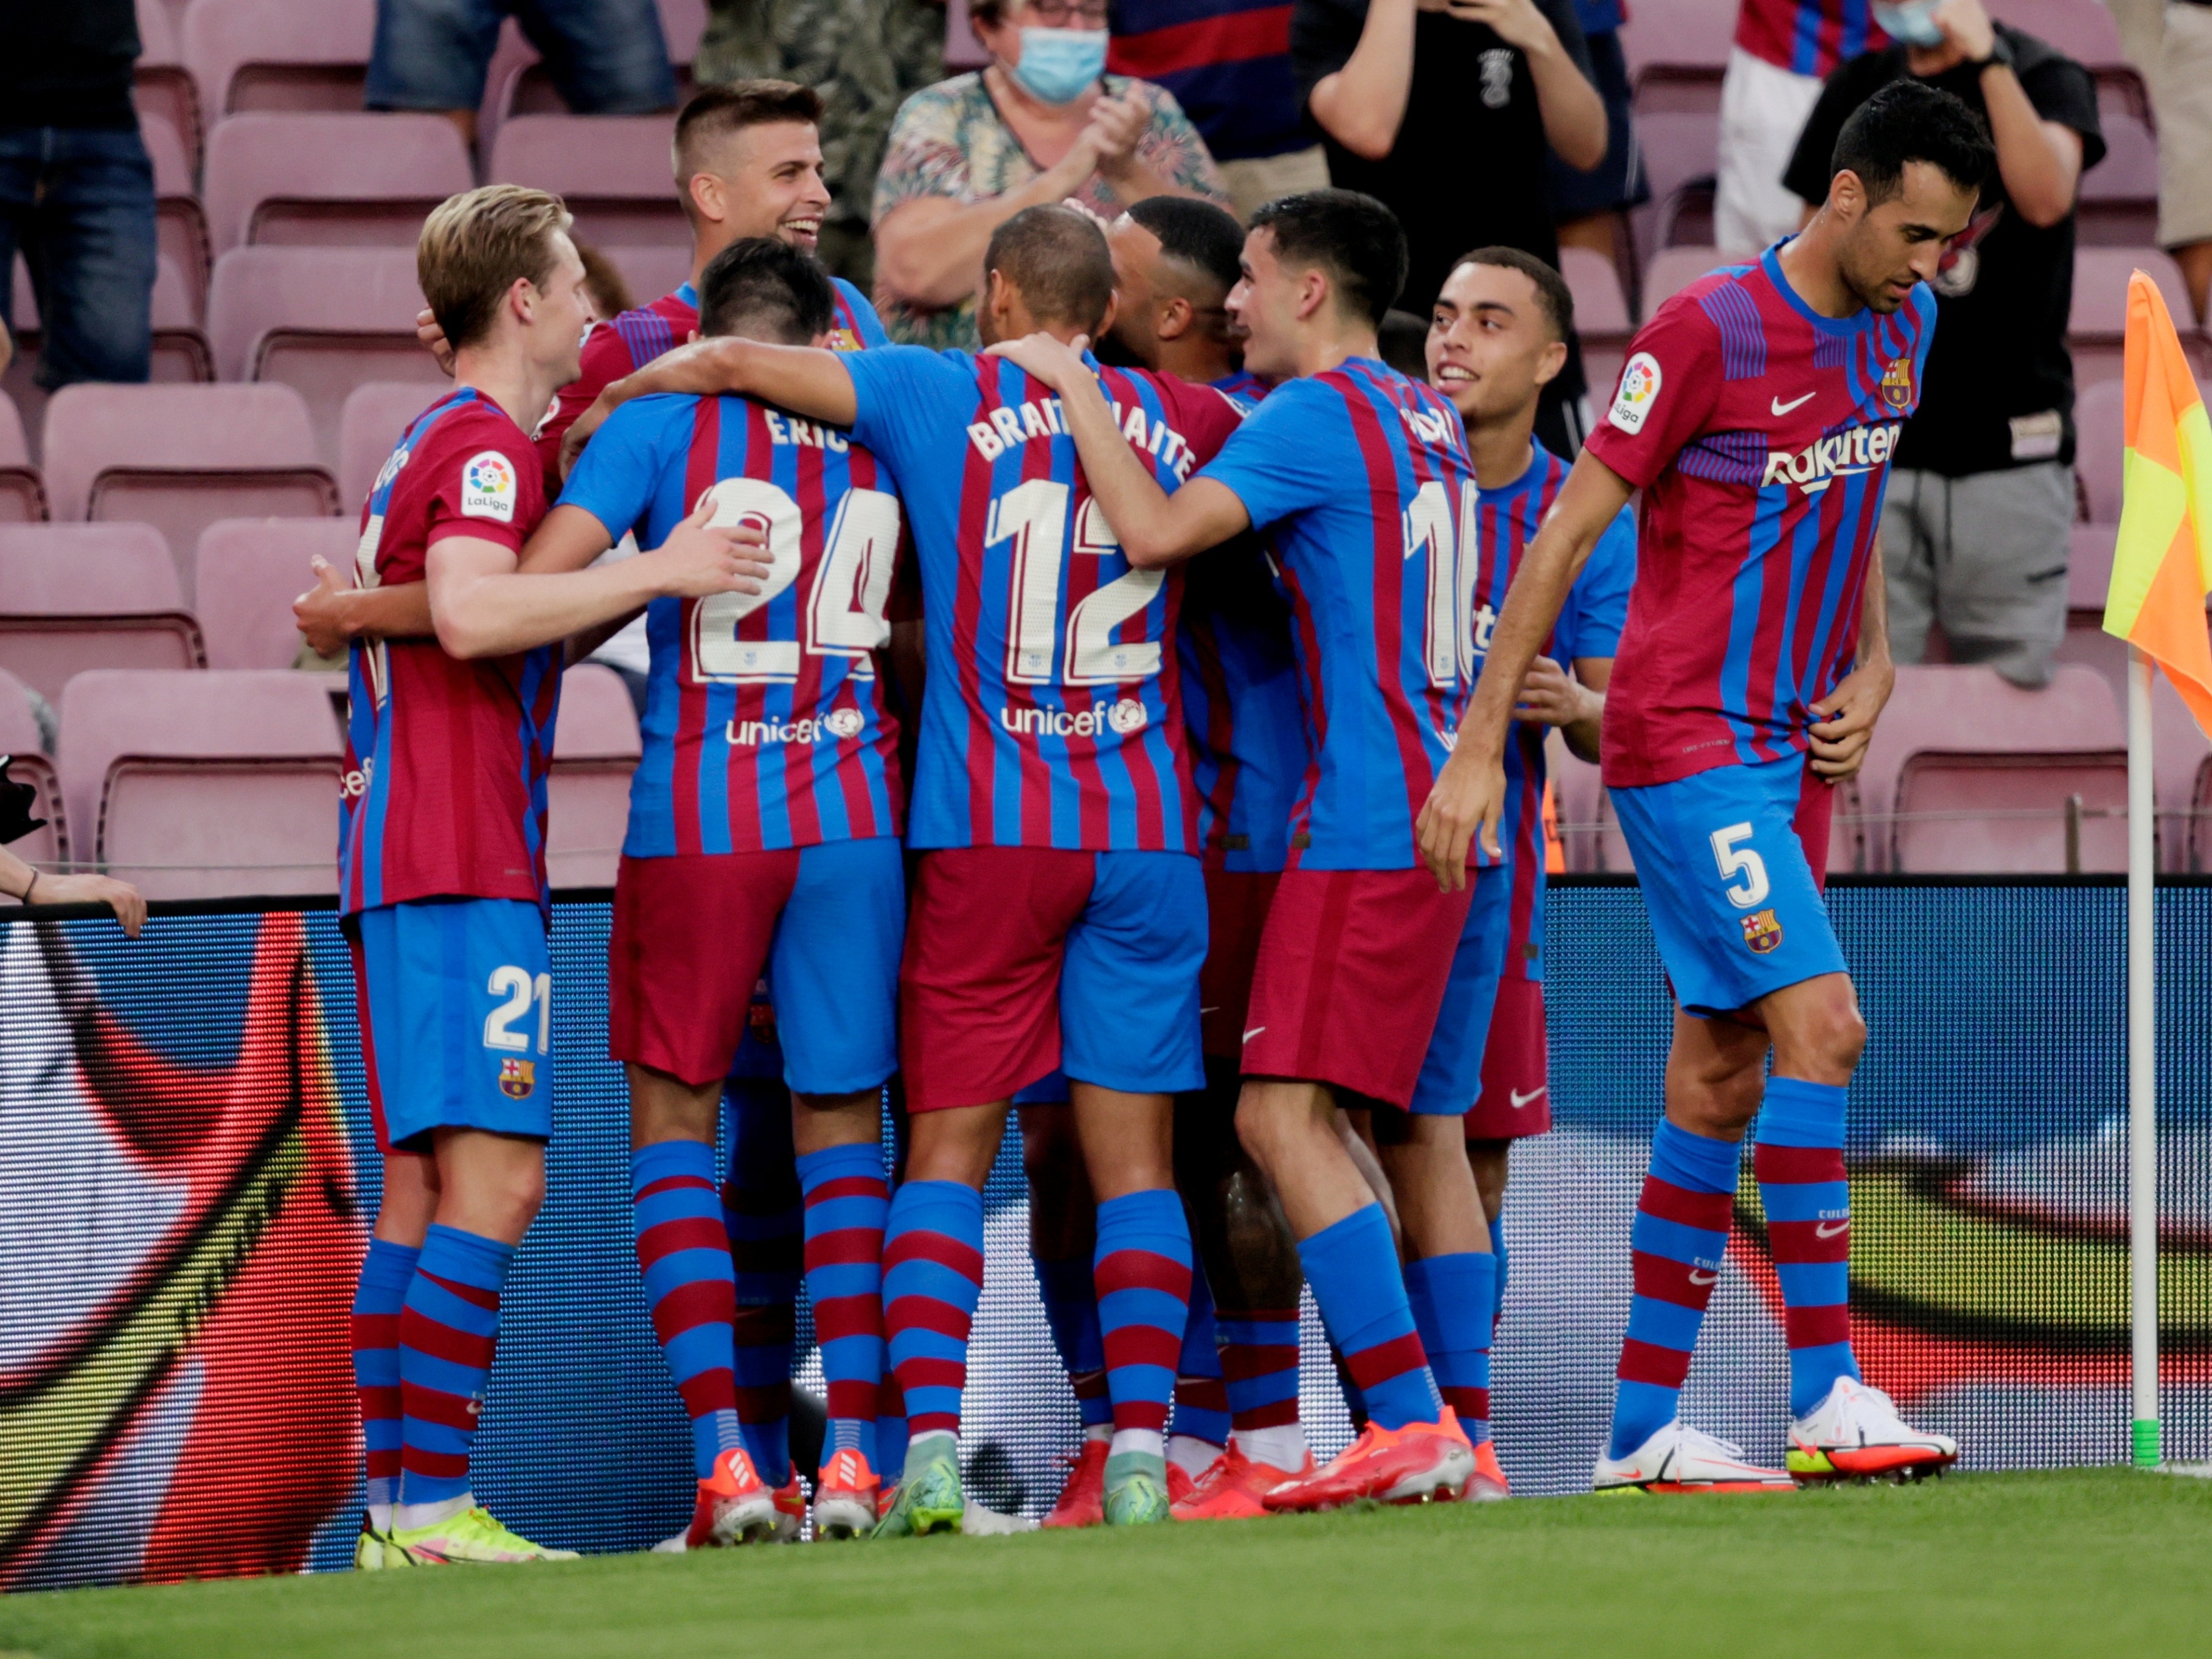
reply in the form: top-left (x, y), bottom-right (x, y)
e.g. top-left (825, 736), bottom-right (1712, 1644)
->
top-left (2126, 647), bottom-right (2158, 1468)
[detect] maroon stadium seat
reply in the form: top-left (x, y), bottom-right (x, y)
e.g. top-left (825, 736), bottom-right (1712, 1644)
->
top-left (141, 110), bottom-right (214, 316)
top-left (2145, 671), bottom-right (2212, 871)
top-left (338, 381), bottom-right (445, 514)
top-left (0, 523), bottom-right (206, 703)
top-left (547, 663), bottom-right (641, 889)
top-left (0, 664), bottom-right (65, 871)
top-left (208, 247), bottom-right (447, 467)
top-left (203, 112), bottom-right (475, 257)
top-left (2073, 378), bottom-right (2124, 523)
top-left (11, 255), bottom-right (212, 384)
top-left (602, 245), bottom-right (694, 311)
top-left (1618, 0), bottom-right (1733, 87)
top-left (486, 0), bottom-right (700, 131)
top-left (58, 668), bottom-right (343, 899)
top-left (1862, 664), bottom-right (2126, 873)
top-left (133, 0), bottom-right (202, 175)
top-left (490, 115), bottom-right (688, 248)
top-left (2054, 524), bottom-right (2125, 701)
top-left (183, 0), bottom-right (375, 119)
top-left (1544, 731), bottom-right (1601, 873)
top-left (41, 383), bottom-right (339, 603)
top-left (196, 518), bottom-right (360, 670)
top-left (1638, 246), bottom-right (1732, 319)
top-left (1560, 246), bottom-right (1633, 403)
top-left (1628, 111), bottom-right (1719, 267)
top-left (2076, 113), bottom-right (2159, 248)
top-left (2068, 248), bottom-right (2208, 391)
top-left (0, 394), bottom-right (43, 523)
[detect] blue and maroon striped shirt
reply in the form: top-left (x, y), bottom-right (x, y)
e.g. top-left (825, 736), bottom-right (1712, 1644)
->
top-left (1110, 0), bottom-right (1306, 162)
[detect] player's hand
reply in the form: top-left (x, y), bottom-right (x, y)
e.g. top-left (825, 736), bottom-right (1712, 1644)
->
top-left (1807, 655), bottom-right (1895, 782)
top-left (416, 307), bottom-right (456, 377)
top-left (1510, 655), bottom-right (1597, 728)
top-left (982, 330), bottom-right (1092, 392)
top-left (1930, 0), bottom-right (1997, 63)
top-left (1416, 744), bottom-right (1506, 892)
top-left (645, 497), bottom-right (774, 598)
top-left (294, 556), bottom-right (354, 657)
top-left (1444, 0), bottom-right (1560, 55)
top-left (1082, 92), bottom-right (1149, 181)
top-left (33, 871), bottom-right (148, 937)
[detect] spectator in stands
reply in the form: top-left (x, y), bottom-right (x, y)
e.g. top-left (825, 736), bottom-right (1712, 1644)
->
top-left (872, 0), bottom-right (1228, 348)
top-left (1787, 0), bottom-right (2103, 689)
top-left (0, 760), bottom-right (144, 934)
top-left (0, 0), bottom-right (157, 390)
top-left (1550, 0), bottom-right (1649, 267)
top-left (367, 0), bottom-right (678, 142)
top-left (1717, 0), bottom-right (1887, 256)
top-left (1292, 0), bottom-right (1607, 454)
top-left (2156, 1), bottom-right (2212, 321)
top-left (1108, 0), bottom-right (1330, 221)
top-left (694, 0), bottom-right (945, 290)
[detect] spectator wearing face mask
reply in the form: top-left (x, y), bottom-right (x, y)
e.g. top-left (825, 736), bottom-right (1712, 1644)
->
top-left (872, 0), bottom-right (1229, 347)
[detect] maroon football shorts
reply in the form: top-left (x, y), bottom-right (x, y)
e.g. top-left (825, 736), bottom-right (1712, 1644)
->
top-left (1464, 975), bottom-right (1551, 1140)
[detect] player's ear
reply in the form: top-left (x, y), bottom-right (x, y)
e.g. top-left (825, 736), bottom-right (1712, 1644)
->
top-left (687, 170), bottom-right (726, 226)
top-left (1532, 336), bottom-right (1568, 389)
top-left (1156, 294), bottom-right (1189, 341)
top-left (1827, 168), bottom-right (1865, 224)
top-left (1096, 289), bottom-right (1120, 341)
top-left (1296, 266), bottom-right (1329, 324)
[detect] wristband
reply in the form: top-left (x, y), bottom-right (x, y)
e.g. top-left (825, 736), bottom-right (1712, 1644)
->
top-left (1970, 35), bottom-right (2015, 72)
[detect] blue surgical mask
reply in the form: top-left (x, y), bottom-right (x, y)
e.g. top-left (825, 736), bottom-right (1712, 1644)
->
top-left (1007, 26), bottom-right (1106, 105)
top-left (1874, 1), bottom-right (1948, 49)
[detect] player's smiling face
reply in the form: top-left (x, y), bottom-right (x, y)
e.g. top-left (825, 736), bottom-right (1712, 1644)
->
top-left (703, 120), bottom-right (833, 250)
top-left (1839, 159), bottom-right (1980, 314)
top-left (1426, 262), bottom-right (1565, 425)
top-left (1225, 228), bottom-right (1298, 383)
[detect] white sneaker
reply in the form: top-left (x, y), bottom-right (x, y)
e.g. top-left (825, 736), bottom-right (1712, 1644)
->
top-left (1592, 1421), bottom-right (1796, 1493)
top-left (1788, 1377), bottom-right (1958, 1481)
top-left (959, 1497), bottom-right (1037, 1536)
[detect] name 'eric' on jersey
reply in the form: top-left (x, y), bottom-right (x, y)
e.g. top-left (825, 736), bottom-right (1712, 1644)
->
top-left (843, 346), bottom-right (1245, 852)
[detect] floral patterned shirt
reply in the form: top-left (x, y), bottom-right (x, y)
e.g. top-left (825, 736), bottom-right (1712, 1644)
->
top-left (871, 71), bottom-right (1228, 349)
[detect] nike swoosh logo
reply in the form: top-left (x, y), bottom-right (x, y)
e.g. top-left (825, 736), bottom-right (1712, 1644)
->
top-left (1509, 1086), bottom-right (1546, 1108)
top-left (1816, 1220), bottom-right (1849, 1238)
top-left (1771, 391), bottom-right (1815, 416)
top-left (1689, 1270), bottom-right (1719, 1285)
top-left (1243, 1027), bottom-right (1266, 1043)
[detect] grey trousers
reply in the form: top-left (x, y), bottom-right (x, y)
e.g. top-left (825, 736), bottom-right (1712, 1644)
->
top-left (1881, 462), bottom-right (2073, 689)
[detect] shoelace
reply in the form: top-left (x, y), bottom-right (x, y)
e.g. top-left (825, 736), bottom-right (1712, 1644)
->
top-left (1677, 1425), bottom-right (1755, 1462)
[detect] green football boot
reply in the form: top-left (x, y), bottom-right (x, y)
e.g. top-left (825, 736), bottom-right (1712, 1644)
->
top-left (872, 1436), bottom-right (965, 1538)
top-left (1102, 1450), bottom-right (1171, 1526)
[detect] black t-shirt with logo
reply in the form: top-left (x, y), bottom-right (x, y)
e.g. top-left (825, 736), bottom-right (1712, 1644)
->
top-left (1784, 27), bottom-right (2104, 478)
top-left (0, 0), bottom-right (141, 130)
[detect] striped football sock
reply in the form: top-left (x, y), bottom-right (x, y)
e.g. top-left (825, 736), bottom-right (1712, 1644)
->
top-left (875, 1368), bottom-right (908, 1486)
top-left (351, 1235), bottom-right (418, 1521)
top-left (1032, 1251), bottom-right (1113, 1435)
top-left (1169, 1260), bottom-right (1230, 1471)
top-left (796, 1142), bottom-right (889, 1463)
top-left (1298, 1205), bottom-right (1441, 1432)
top-left (1405, 1251), bottom-right (1495, 1444)
top-left (723, 1089), bottom-right (799, 1489)
top-left (1489, 1208), bottom-right (1508, 1331)
top-left (632, 1139), bottom-right (742, 1481)
top-left (1755, 1077), bottom-right (1862, 1418)
top-left (1093, 1188), bottom-right (1193, 1461)
top-left (1217, 1301), bottom-right (1303, 1469)
top-left (397, 1223), bottom-right (512, 1509)
top-left (1608, 1118), bottom-right (1741, 1459)
top-left (883, 1180), bottom-right (985, 1447)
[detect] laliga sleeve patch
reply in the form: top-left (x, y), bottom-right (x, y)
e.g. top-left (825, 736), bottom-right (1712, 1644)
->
top-left (459, 450), bottom-right (518, 523)
top-left (1608, 352), bottom-right (1662, 436)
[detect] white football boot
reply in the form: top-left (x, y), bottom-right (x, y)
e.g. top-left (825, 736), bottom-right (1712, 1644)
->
top-left (1592, 1420), bottom-right (1796, 1493)
top-left (1788, 1377), bottom-right (1958, 1482)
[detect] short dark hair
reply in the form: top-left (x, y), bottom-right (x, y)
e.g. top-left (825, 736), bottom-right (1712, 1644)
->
top-left (1248, 189), bottom-right (1407, 327)
top-left (697, 235), bottom-right (836, 344)
top-left (1125, 195), bottom-right (1246, 299)
top-left (674, 80), bottom-right (824, 195)
top-left (1444, 246), bottom-right (1574, 343)
top-left (1830, 78), bottom-right (1994, 206)
top-left (985, 204), bottom-right (1116, 333)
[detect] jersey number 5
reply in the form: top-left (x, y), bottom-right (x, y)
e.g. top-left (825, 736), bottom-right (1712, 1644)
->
top-left (1401, 478), bottom-right (1481, 689)
top-left (1709, 822), bottom-right (1771, 909)
top-left (689, 477), bottom-right (900, 684)
top-left (990, 478), bottom-right (1164, 687)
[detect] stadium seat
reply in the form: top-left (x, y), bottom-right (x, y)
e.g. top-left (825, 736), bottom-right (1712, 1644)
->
top-left (1628, 111), bottom-right (1719, 270)
top-left (58, 668), bottom-right (343, 899)
top-left (1561, 247), bottom-right (1634, 404)
top-left (2054, 522), bottom-right (2125, 703)
top-left (1546, 732), bottom-right (1601, 873)
top-left (0, 394), bottom-right (43, 523)
top-left (490, 115), bottom-right (688, 248)
top-left (195, 518), bottom-right (358, 670)
top-left (546, 662), bottom-right (641, 889)
top-left (0, 523), bottom-right (206, 703)
top-left (2068, 248), bottom-right (2208, 391)
top-left (945, 0), bottom-right (992, 69)
top-left (0, 664), bottom-right (65, 871)
top-left (142, 110), bottom-right (214, 315)
top-left (11, 255), bottom-right (212, 386)
top-left (2146, 672), bottom-right (2212, 871)
top-left (207, 247), bottom-right (446, 467)
top-left (40, 383), bottom-right (339, 603)
top-left (1618, 0), bottom-right (1733, 94)
top-left (133, 0), bottom-right (202, 175)
top-left (183, 0), bottom-right (375, 119)
top-left (485, 0), bottom-right (700, 130)
top-left (1638, 246), bottom-right (1731, 321)
top-left (1862, 664), bottom-right (2126, 873)
top-left (2077, 113), bottom-right (2160, 248)
top-left (203, 112), bottom-right (475, 257)
top-left (338, 381), bottom-right (443, 512)
top-left (2073, 378), bottom-right (2124, 523)
top-left (602, 245), bottom-right (693, 310)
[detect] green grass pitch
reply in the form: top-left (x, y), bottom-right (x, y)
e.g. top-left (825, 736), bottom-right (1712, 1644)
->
top-left (4, 1470), bottom-right (2210, 1659)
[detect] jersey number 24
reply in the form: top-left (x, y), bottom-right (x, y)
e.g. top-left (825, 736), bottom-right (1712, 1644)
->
top-left (689, 476), bottom-right (900, 684)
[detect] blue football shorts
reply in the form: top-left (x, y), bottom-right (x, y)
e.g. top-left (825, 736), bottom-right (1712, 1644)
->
top-left (1408, 861), bottom-right (1514, 1115)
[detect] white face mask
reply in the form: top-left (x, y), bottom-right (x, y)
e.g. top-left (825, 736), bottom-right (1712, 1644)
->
top-left (1874, 0), bottom-right (1948, 48)
top-left (1006, 26), bottom-right (1107, 105)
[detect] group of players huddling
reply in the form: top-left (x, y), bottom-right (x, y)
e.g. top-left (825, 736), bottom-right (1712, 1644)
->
top-left (316, 74), bottom-right (1987, 1566)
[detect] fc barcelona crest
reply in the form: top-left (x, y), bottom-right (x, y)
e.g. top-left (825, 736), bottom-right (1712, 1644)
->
top-left (1880, 356), bottom-right (1913, 409)
top-left (499, 1058), bottom-right (535, 1099)
top-left (1741, 909), bottom-right (1784, 955)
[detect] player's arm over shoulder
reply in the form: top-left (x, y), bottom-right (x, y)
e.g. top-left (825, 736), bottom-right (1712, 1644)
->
top-left (1580, 290), bottom-right (1722, 488)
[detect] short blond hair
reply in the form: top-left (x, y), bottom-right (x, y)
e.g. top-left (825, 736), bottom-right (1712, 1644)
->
top-left (418, 184), bottom-right (574, 350)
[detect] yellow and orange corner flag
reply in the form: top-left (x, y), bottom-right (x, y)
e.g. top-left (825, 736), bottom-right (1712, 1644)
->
top-left (2103, 271), bottom-right (2212, 738)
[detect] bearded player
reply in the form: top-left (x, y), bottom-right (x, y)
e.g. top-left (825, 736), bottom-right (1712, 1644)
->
top-left (341, 186), bottom-right (762, 1567)
top-left (1419, 81), bottom-right (1984, 1491)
